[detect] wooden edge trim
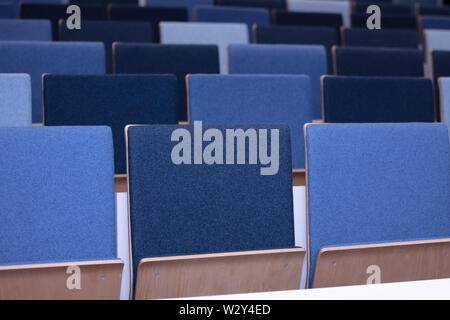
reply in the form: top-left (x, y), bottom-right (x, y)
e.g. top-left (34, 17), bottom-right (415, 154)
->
top-left (185, 74), bottom-right (191, 124)
top-left (292, 169), bottom-right (305, 186)
top-left (340, 26), bottom-right (345, 46)
top-left (438, 77), bottom-right (445, 123)
top-left (0, 259), bottom-right (123, 272)
top-left (114, 174), bottom-right (127, 193)
top-left (124, 124), bottom-right (134, 300)
top-left (331, 45), bottom-right (338, 75)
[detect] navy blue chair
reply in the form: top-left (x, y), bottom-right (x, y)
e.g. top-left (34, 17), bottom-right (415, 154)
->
top-left (432, 50), bottom-right (450, 121)
top-left (70, 0), bottom-right (138, 4)
top-left (0, 126), bottom-right (123, 299)
top-left (421, 15), bottom-right (450, 30)
top-left (254, 25), bottom-right (339, 73)
top-left (20, 3), bottom-right (107, 39)
top-left (0, 3), bottom-right (15, 18)
top-left (107, 5), bottom-right (188, 41)
top-left (333, 46), bottom-right (424, 77)
top-left (418, 5), bottom-right (450, 16)
top-left (272, 10), bottom-right (343, 30)
top-left (215, 0), bottom-right (286, 9)
top-left (353, 3), bottom-right (412, 16)
top-left (146, 0), bottom-right (213, 20)
top-left (0, 19), bottom-right (51, 41)
top-left (60, 20), bottom-right (153, 73)
top-left (113, 43), bottom-right (219, 122)
top-left (305, 123), bottom-right (449, 288)
top-left (43, 74), bottom-right (178, 175)
top-left (126, 123), bottom-right (303, 299)
top-left (342, 28), bottom-right (418, 48)
top-left (351, 13), bottom-right (417, 29)
top-left (322, 76), bottom-right (434, 123)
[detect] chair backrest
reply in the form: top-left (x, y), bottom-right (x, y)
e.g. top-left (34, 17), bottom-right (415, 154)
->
top-left (342, 28), bottom-right (418, 48)
top-left (126, 123), bottom-right (295, 284)
top-left (43, 74), bottom-right (178, 174)
top-left (305, 122), bottom-right (449, 287)
top-left (351, 13), bottom-right (417, 29)
top-left (0, 74), bottom-right (31, 127)
top-left (353, 3), bottom-right (412, 16)
top-left (0, 126), bottom-right (116, 265)
top-left (70, 0), bottom-right (137, 4)
top-left (439, 77), bottom-right (450, 142)
top-left (419, 5), bottom-right (450, 16)
top-left (333, 46), bottom-right (424, 77)
top-left (0, 3), bottom-right (16, 19)
top-left (432, 50), bottom-right (450, 121)
top-left (272, 10), bottom-right (343, 29)
top-left (287, 0), bottom-right (351, 27)
top-left (421, 15), bottom-right (450, 30)
top-left (0, 19), bottom-right (51, 41)
top-left (160, 22), bottom-right (249, 74)
top-left (0, 41), bottom-right (105, 124)
top-left (322, 76), bottom-right (435, 123)
top-left (216, 0), bottom-right (286, 9)
top-left (113, 43), bottom-right (219, 122)
top-left (194, 5), bottom-right (270, 41)
top-left (60, 20), bottom-right (153, 73)
top-left (107, 5), bottom-right (188, 41)
top-left (397, 0), bottom-right (441, 8)
top-left (146, 0), bottom-right (213, 20)
top-left (254, 25), bottom-right (338, 73)
top-left (228, 44), bottom-right (327, 119)
top-left (187, 74), bottom-right (313, 169)
top-left (20, 3), bottom-right (107, 39)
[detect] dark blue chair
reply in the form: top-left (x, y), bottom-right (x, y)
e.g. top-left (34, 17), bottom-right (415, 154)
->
top-left (0, 3), bottom-right (16, 18)
top-left (146, 0), bottom-right (213, 20)
top-left (342, 28), bottom-right (418, 48)
top-left (421, 15), bottom-right (450, 30)
top-left (418, 5), bottom-right (450, 16)
top-left (432, 50), bottom-right (450, 121)
top-left (215, 0), bottom-right (286, 9)
top-left (351, 13), bottom-right (417, 29)
top-left (353, 3), bottom-right (412, 16)
top-left (272, 10), bottom-right (343, 29)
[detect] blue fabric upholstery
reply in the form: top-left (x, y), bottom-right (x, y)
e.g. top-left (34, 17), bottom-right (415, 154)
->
top-left (0, 3), bottom-right (16, 18)
top-left (216, 0), bottom-right (286, 10)
top-left (160, 22), bottom-right (249, 74)
top-left (322, 76), bottom-right (434, 123)
top-left (419, 5), bottom-right (450, 16)
top-left (113, 43), bottom-right (219, 122)
top-left (421, 15), bottom-right (450, 30)
top-left (20, 3), bottom-right (107, 39)
top-left (107, 5), bottom-right (188, 41)
top-left (354, 3), bottom-right (412, 16)
top-left (70, 0), bottom-right (137, 4)
top-left (146, 0), bottom-right (213, 20)
top-left (432, 50), bottom-right (450, 121)
top-left (343, 28), bottom-right (418, 48)
top-left (0, 74), bottom-right (31, 127)
top-left (351, 13), bottom-right (417, 29)
top-left (43, 74), bottom-right (178, 174)
top-left (397, 0), bottom-right (440, 8)
top-left (188, 74), bottom-right (312, 169)
top-left (305, 123), bottom-right (449, 287)
top-left (287, 0), bottom-right (351, 27)
top-left (272, 10), bottom-right (343, 29)
top-left (228, 44), bottom-right (327, 119)
top-left (60, 20), bottom-right (153, 73)
top-left (254, 25), bottom-right (338, 73)
top-left (0, 41), bottom-right (105, 123)
top-left (0, 19), bottom-right (51, 41)
top-left (0, 126), bottom-right (116, 266)
top-left (194, 5), bottom-right (270, 41)
top-left (127, 123), bottom-right (295, 286)
top-left (440, 77), bottom-right (450, 142)
top-left (333, 47), bottom-right (424, 77)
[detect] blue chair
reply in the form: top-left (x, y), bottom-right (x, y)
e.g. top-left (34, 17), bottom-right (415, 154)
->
top-left (351, 13), bottom-right (417, 29)
top-left (322, 76), bottom-right (434, 123)
top-left (113, 43), bottom-right (219, 122)
top-left (342, 28), bottom-right (418, 48)
top-left (20, 3), bottom-right (107, 39)
top-left (107, 5), bottom-right (188, 41)
top-left (60, 20), bottom-right (153, 73)
top-left (216, 0), bottom-right (286, 9)
top-left (432, 50), bottom-right (450, 121)
top-left (254, 25), bottom-right (339, 73)
top-left (421, 15), bottom-right (450, 30)
top-left (187, 74), bottom-right (313, 170)
top-left (0, 3), bottom-right (16, 18)
top-left (126, 123), bottom-right (303, 299)
top-left (194, 5), bottom-right (270, 41)
top-left (0, 74), bottom-right (31, 126)
top-left (272, 10), bottom-right (343, 29)
top-left (305, 123), bottom-right (449, 288)
top-left (287, 0), bottom-right (351, 27)
top-left (146, 0), bottom-right (213, 20)
top-left (353, 3), bottom-right (412, 16)
top-left (70, 0), bottom-right (138, 4)
top-left (228, 44), bottom-right (327, 119)
top-left (333, 46), bottom-right (424, 77)
top-left (418, 5), bottom-right (450, 16)
top-left (439, 77), bottom-right (450, 142)
top-left (43, 74), bottom-right (178, 175)
top-left (0, 126), bottom-right (123, 299)
top-left (0, 41), bottom-right (105, 123)
top-left (397, 0), bottom-right (441, 9)
top-left (0, 19), bottom-right (51, 41)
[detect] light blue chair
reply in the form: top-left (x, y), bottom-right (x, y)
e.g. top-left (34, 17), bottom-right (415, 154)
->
top-left (228, 44), bottom-right (327, 119)
top-left (439, 77), bottom-right (450, 142)
top-left (0, 74), bottom-right (31, 126)
top-left (0, 19), bottom-right (51, 41)
top-left (160, 22), bottom-right (248, 74)
top-left (0, 41), bottom-right (105, 123)
top-left (287, 0), bottom-right (351, 27)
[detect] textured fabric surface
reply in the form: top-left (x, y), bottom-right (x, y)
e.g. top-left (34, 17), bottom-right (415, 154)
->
top-left (0, 74), bottom-right (31, 127)
top-left (216, 0), bottom-right (286, 9)
top-left (440, 78), bottom-right (450, 142)
top-left (334, 47), bottom-right (424, 77)
top-left (0, 126), bottom-right (116, 265)
top-left (0, 41), bottom-right (105, 123)
top-left (351, 13), bottom-right (417, 29)
top-left (343, 28), bottom-right (417, 48)
top-left (0, 19), bottom-right (51, 41)
top-left (322, 76), bottom-right (434, 123)
top-left (0, 3), bottom-right (17, 18)
top-left (272, 10), bottom-right (343, 29)
top-left (113, 43), bottom-right (219, 122)
top-left (43, 74), bottom-right (178, 174)
top-left (421, 15), bottom-right (450, 30)
top-left (146, 0), bottom-right (213, 20)
top-left (287, 0), bottom-right (351, 27)
top-left (305, 123), bottom-right (449, 287)
top-left (60, 20), bottom-right (153, 73)
top-left (254, 25), bottom-right (338, 73)
top-left (354, 3), bottom-right (412, 15)
top-left (432, 50), bottom-right (450, 121)
top-left (188, 74), bottom-right (312, 169)
top-left (107, 5), bottom-right (188, 41)
top-left (397, 0), bottom-right (440, 8)
top-left (20, 3), bottom-right (107, 39)
top-left (419, 5), bottom-right (450, 16)
top-left (194, 5), bottom-right (270, 41)
top-left (229, 44), bottom-right (327, 119)
top-left (127, 124), bottom-right (295, 286)
top-left (160, 22), bottom-right (249, 74)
